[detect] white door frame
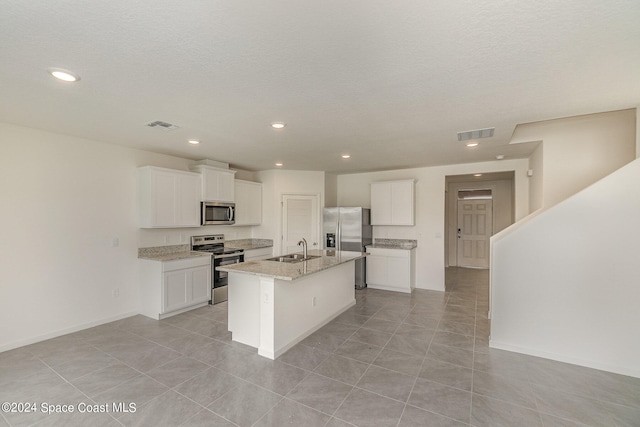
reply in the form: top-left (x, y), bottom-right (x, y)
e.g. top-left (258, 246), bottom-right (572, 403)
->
top-left (280, 193), bottom-right (321, 255)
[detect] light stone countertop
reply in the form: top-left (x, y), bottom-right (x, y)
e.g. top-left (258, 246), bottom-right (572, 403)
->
top-left (217, 249), bottom-right (366, 281)
top-left (138, 251), bottom-right (212, 262)
top-left (138, 244), bottom-right (212, 262)
top-left (366, 238), bottom-right (417, 250)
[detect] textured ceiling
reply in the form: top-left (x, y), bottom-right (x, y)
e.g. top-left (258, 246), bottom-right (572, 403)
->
top-left (1, 1), bottom-right (639, 173)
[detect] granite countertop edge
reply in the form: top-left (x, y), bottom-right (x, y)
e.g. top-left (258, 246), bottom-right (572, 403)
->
top-left (366, 238), bottom-right (418, 250)
top-left (217, 250), bottom-right (366, 281)
top-left (138, 244), bottom-right (212, 262)
top-left (366, 243), bottom-right (417, 250)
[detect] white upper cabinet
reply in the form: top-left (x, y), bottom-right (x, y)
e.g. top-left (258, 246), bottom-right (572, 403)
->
top-left (234, 180), bottom-right (262, 226)
top-left (138, 166), bottom-right (201, 228)
top-left (190, 165), bottom-right (236, 202)
top-left (370, 179), bottom-right (415, 226)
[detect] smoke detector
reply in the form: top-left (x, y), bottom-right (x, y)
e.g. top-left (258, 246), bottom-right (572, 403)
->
top-left (146, 120), bottom-right (180, 131)
top-left (457, 127), bottom-right (494, 141)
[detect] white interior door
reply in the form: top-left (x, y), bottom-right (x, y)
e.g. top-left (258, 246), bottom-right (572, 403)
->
top-left (457, 199), bottom-right (493, 268)
top-left (282, 194), bottom-right (319, 254)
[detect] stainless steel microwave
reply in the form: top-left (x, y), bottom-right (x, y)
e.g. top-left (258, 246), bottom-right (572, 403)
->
top-left (201, 202), bottom-right (235, 225)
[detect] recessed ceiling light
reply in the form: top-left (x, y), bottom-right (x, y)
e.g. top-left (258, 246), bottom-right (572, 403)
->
top-left (275, 162), bottom-right (283, 167)
top-left (341, 154), bottom-right (351, 159)
top-left (474, 173), bottom-right (483, 177)
top-left (47, 68), bottom-right (80, 82)
top-left (466, 142), bottom-right (479, 147)
top-left (271, 122), bottom-right (286, 129)
top-left (188, 140), bottom-right (200, 145)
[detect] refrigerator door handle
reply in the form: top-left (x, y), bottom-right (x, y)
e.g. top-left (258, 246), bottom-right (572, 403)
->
top-left (336, 220), bottom-right (341, 251)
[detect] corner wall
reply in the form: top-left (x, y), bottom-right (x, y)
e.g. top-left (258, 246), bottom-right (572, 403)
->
top-left (491, 158), bottom-right (640, 377)
top-left (512, 109), bottom-right (636, 209)
top-left (528, 143), bottom-right (544, 212)
top-left (0, 122), bottom-right (252, 351)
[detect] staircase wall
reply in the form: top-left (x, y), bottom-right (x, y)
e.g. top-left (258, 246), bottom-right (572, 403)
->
top-left (490, 157), bottom-right (640, 377)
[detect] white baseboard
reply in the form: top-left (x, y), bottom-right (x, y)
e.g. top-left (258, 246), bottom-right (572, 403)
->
top-left (489, 339), bottom-right (640, 379)
top-left (0, 311), bottom-right (138, 353)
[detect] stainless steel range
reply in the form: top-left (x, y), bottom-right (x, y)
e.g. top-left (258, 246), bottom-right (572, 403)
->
top-left (191, 234), bottom-right (244, 304)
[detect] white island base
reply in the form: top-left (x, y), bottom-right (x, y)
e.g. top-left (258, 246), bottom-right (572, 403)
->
top-left (227, 261), bottom-right (356, 359)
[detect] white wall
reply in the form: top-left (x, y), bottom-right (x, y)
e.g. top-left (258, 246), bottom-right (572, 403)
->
top-left (490, 158), bottom-right (640, 378)
top-left (636, 107), bottom-right (640, 158)
top-left (511, 109), bottom-right (636, 208)
top-left (254, 169), bottom-right (326, 255)
top-left (0, 123), bottom-right (251, 351)
top-left (337, 159), bottom-right (529, 291)
top-left (528, 142), bottom-right (544, 212)
top-left (324, 173), bottom-right (338, 207)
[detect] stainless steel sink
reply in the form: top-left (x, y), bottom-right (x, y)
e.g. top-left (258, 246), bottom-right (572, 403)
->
top-left (265, 254), bottom-right (320, 263)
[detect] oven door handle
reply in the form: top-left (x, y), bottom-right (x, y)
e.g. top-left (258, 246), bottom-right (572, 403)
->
top-left (215, 252), bottom-right (244, 260)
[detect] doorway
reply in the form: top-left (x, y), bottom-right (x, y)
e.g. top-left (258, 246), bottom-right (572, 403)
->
top-left (281, 194), bottom-right (320, 254)
top-left (457, 192), bottom-right (493, 268)
top-left (444, 172), bottom-right (515, 268)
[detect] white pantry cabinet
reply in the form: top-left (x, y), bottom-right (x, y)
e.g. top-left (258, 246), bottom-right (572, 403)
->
top-left (138, 166), bottom-right (201, 228)
top-left (191, 165), bottom-right (236, 202)
top-left (234, 180), bottom-right (262, 226)
top-left (243, 246), bottom-right (273, 261)
top-left (139, 255), bottom-right (211, 320)
top-left (365, 246), bottom-right (415, 293)
top-left (370, 180), bottom-right (415, 226)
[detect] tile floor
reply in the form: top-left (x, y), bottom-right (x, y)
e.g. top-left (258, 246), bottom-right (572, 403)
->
top-left (2, 267), bottom-right (640, 426)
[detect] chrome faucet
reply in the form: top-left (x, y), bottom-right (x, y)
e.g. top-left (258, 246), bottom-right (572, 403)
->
top-left (298, 238), bottom-right (308, 259)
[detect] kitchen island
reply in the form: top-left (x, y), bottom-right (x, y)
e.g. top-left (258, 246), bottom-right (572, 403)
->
top-left (217, 249), bottom-right (366, 359)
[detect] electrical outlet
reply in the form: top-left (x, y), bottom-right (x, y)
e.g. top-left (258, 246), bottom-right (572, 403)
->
top-left (112, 288), bottom-right (120, 298)
top-left (312, 296), bottom-right (317, 307)
top-left (112, 237), bottom-right (120, 247)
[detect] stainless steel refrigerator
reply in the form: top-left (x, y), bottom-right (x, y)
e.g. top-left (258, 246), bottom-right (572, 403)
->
top-left (323, 207), bottom-right (373, 289)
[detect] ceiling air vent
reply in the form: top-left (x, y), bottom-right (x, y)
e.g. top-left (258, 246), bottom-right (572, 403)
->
top-left (146, 120), bottom-right (180, 131)
top-left (457, 127), bottom-right (494, 141)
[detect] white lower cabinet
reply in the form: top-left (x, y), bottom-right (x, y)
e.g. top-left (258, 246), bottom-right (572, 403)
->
top-left (365, 247), bottom-right (415, 293)
top-left (243, 246), bottom-right (273, 261)
top-left (140, 255), bottom-right (211, 319)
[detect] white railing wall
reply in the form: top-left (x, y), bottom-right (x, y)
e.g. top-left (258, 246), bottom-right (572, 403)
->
top-left (490, 158), bottom-right (640, 378)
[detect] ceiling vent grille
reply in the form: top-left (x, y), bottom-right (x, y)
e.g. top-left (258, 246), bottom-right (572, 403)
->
top-left (457, 127), bottom-right (494, 141)
top-left (146, 120), bottom-right (180, 131)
